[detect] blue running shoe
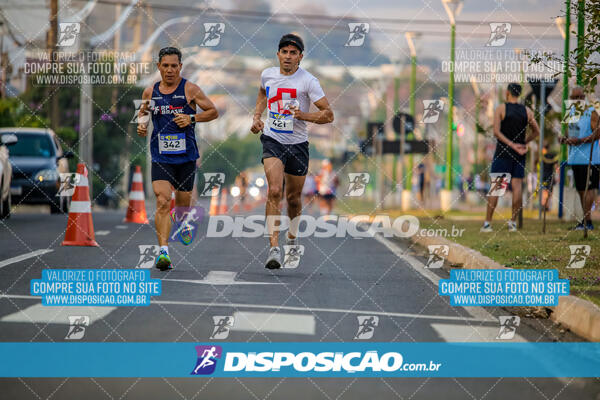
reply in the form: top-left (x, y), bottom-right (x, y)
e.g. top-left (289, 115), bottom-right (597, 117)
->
top-left (155, 249), bottom-right (172, 270)
top-left (586, 222), bottom-right (594, 231)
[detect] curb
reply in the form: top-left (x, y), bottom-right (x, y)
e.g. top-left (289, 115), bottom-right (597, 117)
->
top-left (407, 231), bottom-right (600, 342)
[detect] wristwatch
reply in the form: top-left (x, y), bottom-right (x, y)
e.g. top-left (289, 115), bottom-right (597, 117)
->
top-left (190, 114), bottom-right (196, 124)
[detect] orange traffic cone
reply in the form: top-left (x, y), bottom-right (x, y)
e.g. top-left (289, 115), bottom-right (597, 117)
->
top-left (218, 188), bottom-right (228, 215)
top-left (124, 166), bottom-right (149, 224)
top-left (170, 190), bottom-right (175, 211)
top-left (209, 187), bottom-right (219, 216)
top-left (62, 164), bottom-right (98, 246)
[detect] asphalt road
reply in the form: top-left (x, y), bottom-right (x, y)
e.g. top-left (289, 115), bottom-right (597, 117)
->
top-left (1, 204), bottom-right (599, 399)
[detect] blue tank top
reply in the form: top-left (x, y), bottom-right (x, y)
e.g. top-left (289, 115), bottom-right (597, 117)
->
top-left (567, 105), bottom-right (599, 165)
top-left (150, 78), bottom-right (199, 164)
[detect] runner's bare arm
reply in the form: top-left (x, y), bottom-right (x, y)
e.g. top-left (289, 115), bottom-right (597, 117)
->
top-left (137, 86), bottom-right (153, 137)
top-left (292, 97), bottom-right (334, 124)
top-left (174, 82), bottom-right (218, 128)
top-left (524, 106), bottom-right (540, 143)
top-left (577, 110), bottom-right (600, 144)
top-left (251, 87), bottom-right (267, 134)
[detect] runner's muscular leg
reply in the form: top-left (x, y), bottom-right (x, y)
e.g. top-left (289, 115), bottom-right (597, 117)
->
top-left (175, 190), bottom-right (193, 207)
top-left (153, 180), bottom-right (172, 247)
top-left (264, 157), bottom-right (284, 247)
top-left (511, 177), bottom-right (523, 221)
top-left (284, 173), bottom-right (306, 239)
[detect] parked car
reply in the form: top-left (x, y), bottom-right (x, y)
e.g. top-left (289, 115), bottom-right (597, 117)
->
top-left (0, 133), bottom-right (18, 218)
top-left (0, 128), bottom-right (74, 214)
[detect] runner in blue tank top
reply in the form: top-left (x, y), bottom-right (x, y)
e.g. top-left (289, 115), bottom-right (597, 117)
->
top-left (137, 47), bottom-right (218, 270)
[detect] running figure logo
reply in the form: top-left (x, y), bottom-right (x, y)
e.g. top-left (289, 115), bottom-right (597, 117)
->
top-left (201, 173), bottom-right (225, 196)
top-left (563, 100), bottom-right (586, 124)
top-left (426, 245), bottom-right (449, 269)
top-left (345, 23), bottom-right (370, 47)
top-left (566, 245), bottom-right (591, 269)
top-left (496, 316), bottom-right (520, 340)
top-left (421, 100), bottom-right (444, 123)
top-left (137, 245), bottom-right (160, 269)
top-left (57, 22), bottom-right (80, 47)
top-left (130, 99), bottom-right (155, 124)
top-left (210, 316), bottom-right (235, 339)
top-left (354, 316), bottom-right (379, 339)
top-left (485, 23), bottom-right (512, 47)
top-left (57, 173), bottom-right (80, 197)
top-left (201, 23), bottom-right (225, 47)
top-left (488, 173), bottom-right (512, 197)
top-left (191, 345), bottom-right (222, 375)
top-left (283, 245), bottom-right (305, 269)
top-left (65, 316), bottom-right (89, 340)
top-left (169, 206), bottom-right (204, 245)
top-left (345, 173), bottom-right (370, 197)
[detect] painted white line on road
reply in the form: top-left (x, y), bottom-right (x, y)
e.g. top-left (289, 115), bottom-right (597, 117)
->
top-left (431, 323), bottom-right (526, 342)
top-left (96, 231), bottom-right (110, 236)
top-left (0, 295), bottom-right (491, 322)
top-left (152, 300), bottom-right (489, 322)
top-left (372, 234), bottom-right (496, 323)
top-left (231, 311), bottom-right (315, 335)
top-left (115, 225), bottom-right (127, 229)
top-left (162, 270), bottom-right (283, 286)
top-left (0, 303), bottom-right (115, 324)
top-left (0, 249), bottom-right (53, 269)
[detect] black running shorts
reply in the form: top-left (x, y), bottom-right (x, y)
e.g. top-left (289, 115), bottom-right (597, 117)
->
top-left (151, 161), bottom-right (196, 192)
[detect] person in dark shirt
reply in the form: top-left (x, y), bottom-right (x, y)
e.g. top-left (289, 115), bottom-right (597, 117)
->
top-left (481, 83), bottom-right (540, 233)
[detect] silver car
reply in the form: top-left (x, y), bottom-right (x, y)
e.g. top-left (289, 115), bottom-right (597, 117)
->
top-left (0, 133), bottom-right (18, 218)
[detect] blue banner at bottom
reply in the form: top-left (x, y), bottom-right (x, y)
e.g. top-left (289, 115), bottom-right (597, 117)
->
top-left (0, 342), bottom-right (599, 377)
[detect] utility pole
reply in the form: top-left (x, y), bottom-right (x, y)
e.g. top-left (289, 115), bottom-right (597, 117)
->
top-left (48, 0), bottom-right (59, 130)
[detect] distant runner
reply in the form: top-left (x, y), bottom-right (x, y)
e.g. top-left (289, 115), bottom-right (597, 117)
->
top-left (250, 33), bottom-right (334, 269)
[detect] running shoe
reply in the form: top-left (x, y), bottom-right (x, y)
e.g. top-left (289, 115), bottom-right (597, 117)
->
top-left (573, 222), bottom-right (585, 231)
top-left (265, 246), bottom-right (282, 269)
top-left (480, 222), bottom-right (493, 233)
top-left (508, 221), bottom-right (517, 232)
top-left (155, 249), bottom-right (172, 270)
top-left (586, 221), bottom-right (594, 231)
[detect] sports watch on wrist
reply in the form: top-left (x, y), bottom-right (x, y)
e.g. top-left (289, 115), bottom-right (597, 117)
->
top-left (190, 114), bottom-right (196, 124)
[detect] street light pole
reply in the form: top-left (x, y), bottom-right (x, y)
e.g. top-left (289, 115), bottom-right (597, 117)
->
top-left (442, 0), bottom-right (463, 193)
top-left (405, 32), bottom-right (419, 193)
top-left (556, 4), bottom-right (570, 219)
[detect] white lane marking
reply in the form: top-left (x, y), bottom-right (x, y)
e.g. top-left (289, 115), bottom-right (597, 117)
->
top-left (162, 270), bottom-right (283, 286)
top-left (0, 249), bottom-right (53, 269)
top-left (0, 303), bottom-right (115, 324)
top-left (0, 294), bottom-right (489, 322)
top-left (373, 233), bottom-right (496, 323)
top-left (230, 311), bottom-right (315, 335)
top-left (115, 225), bottom-right (127, 229)
top-left (95, 231), bottom-right (110, 236)
top-left (431, 323), bottom-right (527, 342)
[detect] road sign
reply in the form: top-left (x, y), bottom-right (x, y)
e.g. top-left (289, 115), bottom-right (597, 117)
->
top-left (360, 139), bottom-right (429, 155)
top-left (393, 112), bottom-right (415, 135)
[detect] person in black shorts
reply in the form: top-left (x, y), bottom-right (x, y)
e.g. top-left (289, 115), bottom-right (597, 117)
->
top-left (137, 47), bottom-right (218, 269)
top-left (250, 33), bottom-right (334, 269)
top-left (481, 83), bottom-right (540, 232)
top-left (558, 86), bottom-right (600, 230)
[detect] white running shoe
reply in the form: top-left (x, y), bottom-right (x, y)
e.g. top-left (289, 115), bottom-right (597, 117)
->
top-left (480, 222), bottom-right (493, 233)
top-left (508, 221), bottom-right (517, 232)
top-left (265, 246), bottom-right (282, 269)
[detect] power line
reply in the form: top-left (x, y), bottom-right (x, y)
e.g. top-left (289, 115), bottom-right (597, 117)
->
top-left (64, 0), bottom-right (557, 29)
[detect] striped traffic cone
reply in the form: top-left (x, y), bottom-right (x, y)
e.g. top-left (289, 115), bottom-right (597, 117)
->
top-left (218, 188), bottom-right (228, 215)
top-left (124, 165), bottom-right (149, 224)
top-left (170, 190), bottom-right (176, 211)
top-left (208, 187), bottom-right (219, 216)
top-left (62, 164), bottom-right (98, 246)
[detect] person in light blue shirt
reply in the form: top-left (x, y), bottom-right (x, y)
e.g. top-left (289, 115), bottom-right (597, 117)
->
top-left (559, 87), bottom-right (600, 230)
